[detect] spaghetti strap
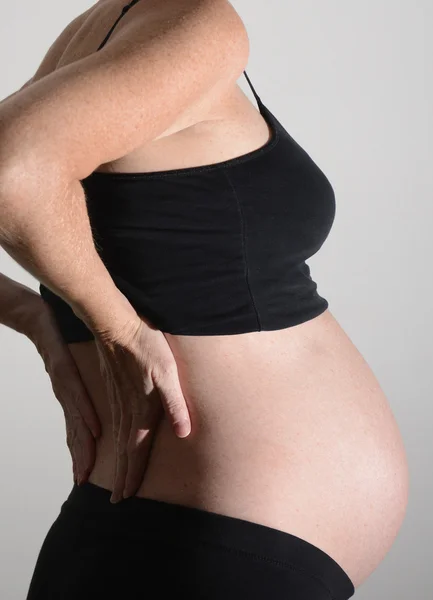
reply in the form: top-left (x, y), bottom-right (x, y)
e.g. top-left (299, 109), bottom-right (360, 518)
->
top-left (243, 70), bottom-right (263, 109)
top-left (97, 0), bottom-right (141, 51)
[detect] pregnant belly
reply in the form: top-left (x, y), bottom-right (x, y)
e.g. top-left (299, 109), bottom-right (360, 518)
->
top-left (68, 308), bottom-right (409, 589)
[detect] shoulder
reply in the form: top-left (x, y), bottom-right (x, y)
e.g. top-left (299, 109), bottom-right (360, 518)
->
top-left (30, 2), bottom-right (103, 83)
top-left (1, 0), bottom-right (250, 182)
top-left (116, 0), bottom-right (249, 57)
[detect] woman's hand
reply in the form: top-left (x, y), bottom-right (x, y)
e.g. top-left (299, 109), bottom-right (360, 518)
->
top-left (0, 274), bottom-right (101, 484)
top-left (93, 315), bottom-right (192, 503)
top-left (28, 301), bottom-right (101, 485)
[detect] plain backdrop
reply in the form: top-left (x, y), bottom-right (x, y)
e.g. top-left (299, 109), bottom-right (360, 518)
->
top-left (0, 1), bottom-right (431, 598)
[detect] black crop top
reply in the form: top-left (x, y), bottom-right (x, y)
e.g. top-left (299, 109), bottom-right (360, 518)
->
top-left (39, 0), bottom-right (336, 343)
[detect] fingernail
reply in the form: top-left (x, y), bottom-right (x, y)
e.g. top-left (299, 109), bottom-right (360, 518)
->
top-left (91, 425), bottom-right (101, 439)
top-left (175, 419), bottom-right (191, 438)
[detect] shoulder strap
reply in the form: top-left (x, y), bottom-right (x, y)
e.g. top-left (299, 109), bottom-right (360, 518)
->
top-left (243, 70), bottom-right (263, 110)
top-left (97, 0), bottom-right (141, 51)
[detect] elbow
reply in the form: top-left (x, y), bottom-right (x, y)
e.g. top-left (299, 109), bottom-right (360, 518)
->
top-left (0, 166), bottom-right (29, 246)
top-left (0, 159), bottom-right (33, 222)
top-left (0, 162), bottom-right (21, 223)
top-left (0, 155), bottom-right (69, 246)
top-left (0, 117), bottom-right (72, 199)
top-left (1, 141), bottom-right (66, 188)
top-left (0, 148), bottom-right (69, 201)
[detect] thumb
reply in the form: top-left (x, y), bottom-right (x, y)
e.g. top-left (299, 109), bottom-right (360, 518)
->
top-left (153, 366), bottom-right (191, 438)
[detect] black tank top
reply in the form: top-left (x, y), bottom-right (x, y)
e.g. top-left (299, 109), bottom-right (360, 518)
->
top-left (39, 0), bottom-right (336, 342)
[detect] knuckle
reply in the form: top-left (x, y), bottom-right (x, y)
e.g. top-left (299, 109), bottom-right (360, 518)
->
top-left (66, 431), bottom-right (76, 448)
top-left (163, 395), bottom-right (181, 410)
top-left (165, 398), bottom-right (187, 421)
top-left (152, 361), bottom-right (176, 382)
top-left (117, 447), bottom-right (128, 459)
top-left (50, 380), bottom-right (63, 402)
top-left (51, 359), bottom-right (71, 381)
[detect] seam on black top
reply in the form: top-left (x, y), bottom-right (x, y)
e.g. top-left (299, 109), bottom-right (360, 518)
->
top-left (223, 168), bottom-right (262, 331)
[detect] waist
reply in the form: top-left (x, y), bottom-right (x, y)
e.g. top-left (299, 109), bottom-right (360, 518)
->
top-left (69, 308), bottom-right (405, 513)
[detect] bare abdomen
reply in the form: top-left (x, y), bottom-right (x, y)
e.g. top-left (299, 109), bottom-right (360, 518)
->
top-left (69, 308), bottom-right (409, 590)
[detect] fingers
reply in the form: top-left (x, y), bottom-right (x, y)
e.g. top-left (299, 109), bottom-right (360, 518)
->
top-left (36, 311), bottom-right (102, 441)
top-left (123, 400), bottom-right (164, 499)
top-left (58, 356), bottom-right (101, 440)
top-left (65, 414), bottom-right (97, 485)
top-left (76, 423), bottom-right (97, 484)
top-left (110, 389), bottom-right (163, 503)
top-left (76, 393), bottom-right (101, 441)
top-left (52, 372), bottom-right (99, 484)
top-left (153, 364), bottom-right (191, 438)
top-left (111, 410), bottom-right (132, 504)
top-left (66, 425), bottom-right (78, 484)
top-left (93, 320), bottom-right (192, 504)
top-left (31, 309), bottom-right (101, 485)
top-left (109, 389), bottom-right (123, 502)
top-left (110, 363), bottom-right (190, 503)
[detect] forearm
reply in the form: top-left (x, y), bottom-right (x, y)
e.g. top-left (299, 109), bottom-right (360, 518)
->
top-left (0, 271), bottom-right (42, 335)
top-left (0, 171), bottom-right (138, 337)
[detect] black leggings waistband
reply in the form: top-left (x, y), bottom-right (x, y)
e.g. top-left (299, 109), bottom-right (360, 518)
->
top-left (27, 481), bottom-right (355, 600)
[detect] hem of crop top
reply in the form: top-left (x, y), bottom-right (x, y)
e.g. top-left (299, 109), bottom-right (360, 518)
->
top-left (82, 103), bottom-right (280, 181)
top-left (40, 293), bottom-right (329, 344)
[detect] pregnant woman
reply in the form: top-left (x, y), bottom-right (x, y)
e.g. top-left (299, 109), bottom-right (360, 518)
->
top-left (0, 0), bottom-right (409, 598)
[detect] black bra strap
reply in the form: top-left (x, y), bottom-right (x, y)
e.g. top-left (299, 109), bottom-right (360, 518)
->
top-left (243, 70), bottom-right (263, 109)
top-left (97, 0), bottom-right (141, 51)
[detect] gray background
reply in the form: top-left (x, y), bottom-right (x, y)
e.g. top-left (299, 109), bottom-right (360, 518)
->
top-left (0, 1), bottom-right (431, 597)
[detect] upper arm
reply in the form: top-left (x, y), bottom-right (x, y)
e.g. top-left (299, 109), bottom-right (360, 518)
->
top-left (0, 0), bottom-right (249, 183)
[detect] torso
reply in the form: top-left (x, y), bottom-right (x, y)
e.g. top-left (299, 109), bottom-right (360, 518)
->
top-left (39, 0), bottom-right (408, 590)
